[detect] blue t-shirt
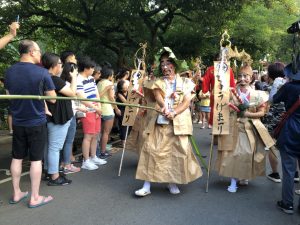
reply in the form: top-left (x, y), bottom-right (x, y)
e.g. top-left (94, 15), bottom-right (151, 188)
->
top-left (4, 62), bottom-right (55, 127)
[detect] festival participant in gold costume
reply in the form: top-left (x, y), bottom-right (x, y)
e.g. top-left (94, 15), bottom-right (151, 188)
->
top-left (215, 65), bottom-right (275, 193)
top-left (134, 47), bottom-right (202, 197)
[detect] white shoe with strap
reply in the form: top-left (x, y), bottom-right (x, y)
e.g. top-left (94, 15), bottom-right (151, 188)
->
top-left (227, 185), bottom-right (237, 193)
top-left (135, 188), bottom-right (151, 197)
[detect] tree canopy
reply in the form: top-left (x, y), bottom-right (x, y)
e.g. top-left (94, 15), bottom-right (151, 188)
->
top-left (0, 0), bottom-right (299, 73)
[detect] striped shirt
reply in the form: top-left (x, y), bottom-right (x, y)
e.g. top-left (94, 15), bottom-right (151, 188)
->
top-left (77, 74), bottom-right (98, 111)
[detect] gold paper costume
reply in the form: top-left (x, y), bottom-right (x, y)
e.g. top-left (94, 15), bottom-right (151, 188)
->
top-left (215, 88), bottom-right (275, 180)
top-left (126, 79), bottom-right (156, 155)
top-left (135, 74), bottom-right (202, 184)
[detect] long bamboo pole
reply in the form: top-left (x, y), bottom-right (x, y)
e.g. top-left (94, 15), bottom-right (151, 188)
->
top-left (0, 95), bottom-right (161, 113)
top-left (118, 126), bottom-right (130, 176)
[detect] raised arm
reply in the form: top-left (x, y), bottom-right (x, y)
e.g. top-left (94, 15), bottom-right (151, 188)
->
top-left (0, 22), bottom-right (19, 50)
top-left (59, 70), bottom-right (77, 97)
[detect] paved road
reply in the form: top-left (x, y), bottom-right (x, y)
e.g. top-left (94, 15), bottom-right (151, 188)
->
top-left (0, 125), bottom-right (299, 225)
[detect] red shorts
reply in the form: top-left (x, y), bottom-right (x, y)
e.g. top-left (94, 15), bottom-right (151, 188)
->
top-left (81, 112), bottom-right (101, 134)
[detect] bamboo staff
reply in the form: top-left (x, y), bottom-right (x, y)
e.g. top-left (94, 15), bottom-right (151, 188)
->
top-left (118, 42), bottom-right (147, 176)
top-left (205, 31), bottom-right (231, 193)
top-left (118, 126), bottom-right (129, 176)
top-left (205, 134), bottom-right (214, 193)
top-left (0, 95), bottom-right (161, 113)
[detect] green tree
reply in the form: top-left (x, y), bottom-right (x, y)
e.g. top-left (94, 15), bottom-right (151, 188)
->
top-left (0, 0), bottom-right (298, 70)
top-left (227, 0), bottom-right (299, 67)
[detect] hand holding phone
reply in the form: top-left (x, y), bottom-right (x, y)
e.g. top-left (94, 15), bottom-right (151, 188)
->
top-left (9, 20), bottom-right (20, 37)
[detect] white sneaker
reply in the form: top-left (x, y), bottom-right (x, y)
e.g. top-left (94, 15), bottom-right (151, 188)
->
top-left (90, 156), bottom-right (107, 165)
top-left (167, 184), bottom-right (181, 194)
top-left (81, 159), bottom-right (99, 170)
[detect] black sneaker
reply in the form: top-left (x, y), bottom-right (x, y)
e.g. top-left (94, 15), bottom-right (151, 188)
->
top-left (294, 171), bottom-right (299, 183)
top-left (267, 172), bottom-right (281, 183)
top-left (277, 200), bottom-right (294, 214)
top-left (47, 175), bottom-right (72, 186)
top-left (99, 152), bottom-right (112, 159)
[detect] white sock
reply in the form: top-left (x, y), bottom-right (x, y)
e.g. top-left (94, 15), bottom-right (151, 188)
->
top-left (169, 183), bottom-right (180, 192)
top-left (229, 178), bottom-right (237, 188)
top-left (142, 181), bottom-right (151, 191)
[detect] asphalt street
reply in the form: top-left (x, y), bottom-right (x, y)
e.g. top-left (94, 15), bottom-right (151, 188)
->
top-left (0, 124), bottom-right (299, 225)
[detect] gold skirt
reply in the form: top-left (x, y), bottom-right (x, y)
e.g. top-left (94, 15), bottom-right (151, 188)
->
top-left (215, 119), bottom-right (266, 180)
top-left (136, 123), bottom-right (202, 184)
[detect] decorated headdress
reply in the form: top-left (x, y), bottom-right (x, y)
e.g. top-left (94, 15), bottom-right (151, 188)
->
top-left (153, 47), bottom-right (189, 77)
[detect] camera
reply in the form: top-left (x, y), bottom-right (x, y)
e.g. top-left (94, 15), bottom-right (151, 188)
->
top-left (287, 20), bottom-right (300, 34)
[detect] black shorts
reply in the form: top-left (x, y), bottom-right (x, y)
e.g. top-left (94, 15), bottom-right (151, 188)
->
top-left (12, 124), bottom-right (47, 161)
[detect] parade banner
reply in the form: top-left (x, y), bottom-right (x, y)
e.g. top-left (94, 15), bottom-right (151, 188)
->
top-left (212, 61), bottom-right (230, 135)
top-left (122, 69), bottom-right (145, 126)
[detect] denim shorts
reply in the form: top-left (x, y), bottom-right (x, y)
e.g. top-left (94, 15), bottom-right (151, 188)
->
top-left (101, 115), bottom-right (114, 121)
top-left (200, 106), bottom-right (211, 113)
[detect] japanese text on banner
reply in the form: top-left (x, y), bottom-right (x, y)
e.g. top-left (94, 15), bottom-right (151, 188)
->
top-left (122, 70), bottom-right (144, 126)
top-left (212, 61), bottom-right (230, 135)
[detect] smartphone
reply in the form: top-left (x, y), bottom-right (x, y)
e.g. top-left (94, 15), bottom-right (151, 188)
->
top-left (16, 15), bottom-right (19, 23)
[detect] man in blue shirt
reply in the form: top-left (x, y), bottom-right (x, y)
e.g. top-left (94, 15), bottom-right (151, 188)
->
top-left (5, 40), bottom-right (56, 208)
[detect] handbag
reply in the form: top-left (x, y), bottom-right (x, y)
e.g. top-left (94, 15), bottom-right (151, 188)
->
top-left (273, 98), bottom-right (300, 139)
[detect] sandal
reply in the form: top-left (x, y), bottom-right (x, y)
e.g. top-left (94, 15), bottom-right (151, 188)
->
top-left (28, 196), bottom-right (53, 208)
top-left (239, 179), bottom-right (249, 186)
top-left (9, 191), bottom-right (29, 204)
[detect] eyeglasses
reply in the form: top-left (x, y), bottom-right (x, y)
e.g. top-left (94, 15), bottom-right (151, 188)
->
top-left (32, 49), bottom-right (41, 54)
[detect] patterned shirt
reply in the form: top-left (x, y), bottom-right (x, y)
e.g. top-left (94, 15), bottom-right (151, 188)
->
top-left (77, 74), bottom-right (98, 111)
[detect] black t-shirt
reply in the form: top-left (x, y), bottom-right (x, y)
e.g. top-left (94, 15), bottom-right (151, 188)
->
top-left (47, 76), bottom-right (73, 124)
top-left (116, 92), bottom-right (127, 112)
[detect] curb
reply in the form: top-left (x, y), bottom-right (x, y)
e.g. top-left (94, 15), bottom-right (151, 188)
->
top-left (0, 136), bottom-right (12, 144)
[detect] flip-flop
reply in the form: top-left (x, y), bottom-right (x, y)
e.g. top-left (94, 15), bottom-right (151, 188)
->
top-left (9, 192), bottom-right (29, 204)
top-left (28, 196), bottom-right (53, 208)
